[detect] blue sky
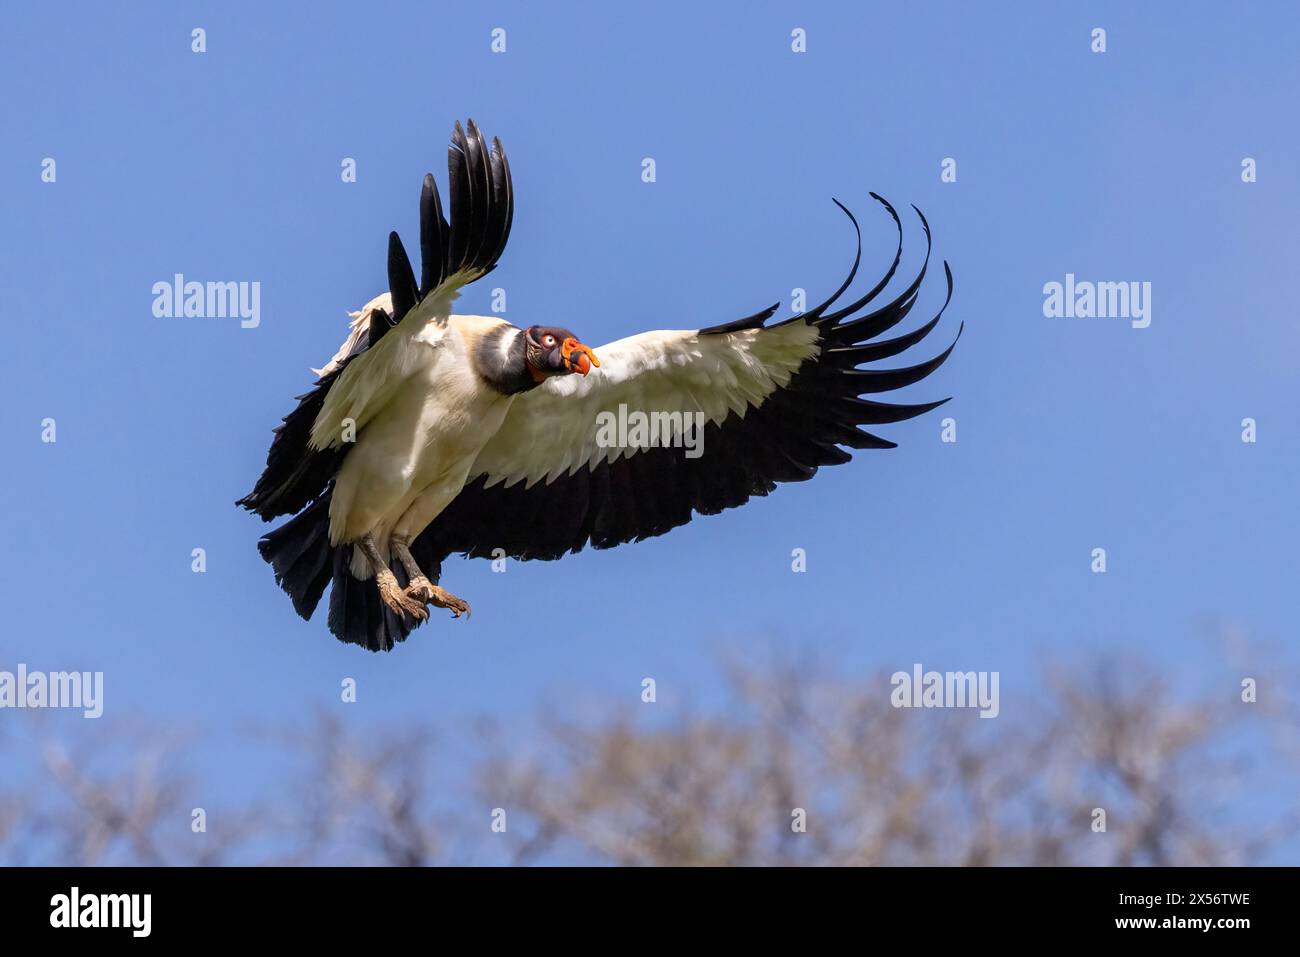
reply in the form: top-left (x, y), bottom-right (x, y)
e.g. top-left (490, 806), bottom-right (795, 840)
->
top-left (1, 2), bottom-right (1297, 861)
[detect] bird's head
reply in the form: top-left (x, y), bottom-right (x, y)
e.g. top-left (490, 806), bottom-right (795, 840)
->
top-left (524, 325), bottom-right (600, 379)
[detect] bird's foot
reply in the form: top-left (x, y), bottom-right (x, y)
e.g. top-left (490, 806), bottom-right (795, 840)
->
top-left (405, 576), bottom-right (471, 619)
top-left (377, 569), bottom-right (429, 621)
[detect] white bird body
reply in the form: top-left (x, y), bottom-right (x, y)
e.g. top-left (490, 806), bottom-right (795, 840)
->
top-left (315, 299), bottom-right (519, 569)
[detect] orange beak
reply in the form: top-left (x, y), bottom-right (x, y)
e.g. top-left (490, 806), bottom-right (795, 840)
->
top-left (561, 338), bottom-right (600, 376)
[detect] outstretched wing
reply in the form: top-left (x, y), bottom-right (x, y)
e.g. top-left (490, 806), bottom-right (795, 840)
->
top-left (237, 119), bottom-right (513, 519)
top-left (411, 195), bottom-right (959, 567)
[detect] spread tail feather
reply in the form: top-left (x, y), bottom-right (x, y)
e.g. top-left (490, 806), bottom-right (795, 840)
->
top-left (326, 545), bottom-right (444, 653)
top-left (255, 487), bottom-right (441, 652)
top-left (326, 548), bottom-right (415, 653)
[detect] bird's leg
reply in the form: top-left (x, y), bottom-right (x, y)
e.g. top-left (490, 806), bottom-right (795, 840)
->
top-left (358, 535), bottom-right (429, 621)
top-left (391, 535), bottom-right (472, 619)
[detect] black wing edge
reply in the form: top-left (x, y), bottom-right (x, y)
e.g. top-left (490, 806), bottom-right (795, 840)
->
top-left (698, 194), bottom-right (960, 451)
top-left (234, 317), bottom-right (381, 520)
top-left (399, 118), bottom-right (514, 320)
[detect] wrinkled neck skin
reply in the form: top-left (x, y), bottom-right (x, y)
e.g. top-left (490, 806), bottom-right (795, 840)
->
top-left (473, 324), bottom-right (544, 396)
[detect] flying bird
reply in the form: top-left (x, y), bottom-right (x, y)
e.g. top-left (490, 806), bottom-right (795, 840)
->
top-left (238, 120), bottom-right (960, 652)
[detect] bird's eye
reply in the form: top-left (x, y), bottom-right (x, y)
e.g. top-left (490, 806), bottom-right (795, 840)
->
top-left (542, 335), bottom-right (556, 347)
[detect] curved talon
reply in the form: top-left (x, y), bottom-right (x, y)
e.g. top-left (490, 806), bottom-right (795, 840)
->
top-left (405, 576), bottom-right (471, 620)
top-left (377, 570), bottom-right (428, 620)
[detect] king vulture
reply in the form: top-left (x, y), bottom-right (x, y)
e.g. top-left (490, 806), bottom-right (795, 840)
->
top-left (238, 120), bottom-right (960, 652)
